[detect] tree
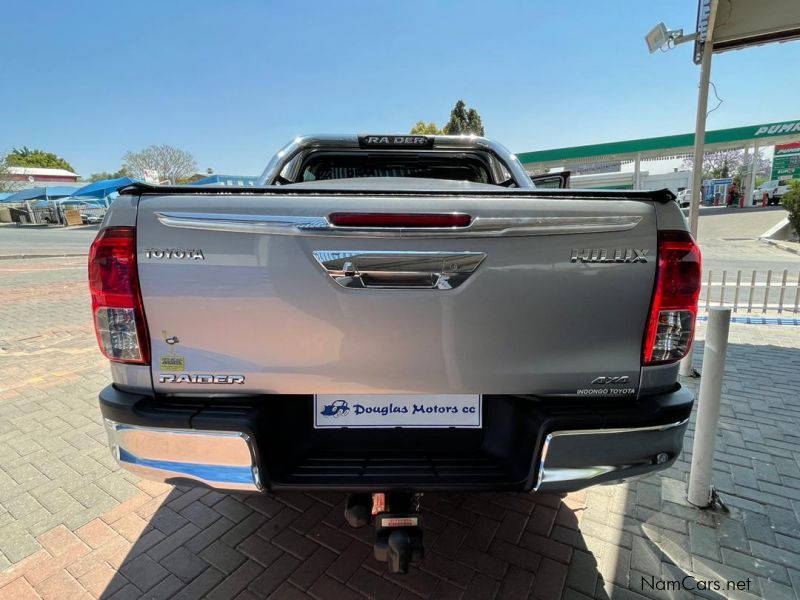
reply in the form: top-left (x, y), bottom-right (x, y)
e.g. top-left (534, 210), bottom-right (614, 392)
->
top-left (443, 100), bottom-right (485, 136)
top-left (681, 149), bottom-right (771, 180)
top-left (7, 147), bottom-right (75, 172)
top-left (410, 121), bottom-right (444, 135)
top-left (781, 180), bottom-right (800, 239)
top-left (410, 100), bottom-right (486, 136)
top-left (87, 166), bottom-right (130, 182)
top-left (122, 145), bottom-right (197, 184)
top-left (0, 152), bottom-right (23, 193)
top-left (465, 108), bottom-right (484, 137)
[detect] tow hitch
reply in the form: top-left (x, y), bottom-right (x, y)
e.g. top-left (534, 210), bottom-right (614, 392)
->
top-left (344, 492), bottom-right (424, 574)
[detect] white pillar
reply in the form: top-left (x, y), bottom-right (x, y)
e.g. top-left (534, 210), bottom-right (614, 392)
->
top-left (687, 307), bottom-right (731, 507)
top-left (633, 153), bottom-right (642, 190)
top-left (747, 140), bottom-right (759, 206)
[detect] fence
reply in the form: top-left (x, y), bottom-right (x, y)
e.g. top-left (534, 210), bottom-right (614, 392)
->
top-left (700, 269), bottom-right (800, 314)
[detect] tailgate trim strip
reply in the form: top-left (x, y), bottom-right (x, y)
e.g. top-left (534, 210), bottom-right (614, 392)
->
top-left (154, 211), bottom-right (642, 238)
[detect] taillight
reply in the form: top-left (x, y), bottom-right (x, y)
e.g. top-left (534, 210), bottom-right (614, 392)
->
top-left (643, 230), bottom-right (702, 365)
top-left (88, 227), bottom-right (150, 364)
top-left (329, 212), bottom-right (472, 228)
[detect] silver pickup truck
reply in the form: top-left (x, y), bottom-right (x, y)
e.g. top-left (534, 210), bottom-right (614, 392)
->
top-left (91, 134), bottom-right (700, 571)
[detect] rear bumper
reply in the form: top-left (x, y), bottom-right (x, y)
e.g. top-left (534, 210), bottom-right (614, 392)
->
top-left (104, 421), bottom-right (261, 492)
top-left (99, 385), bottom-right (693, 493)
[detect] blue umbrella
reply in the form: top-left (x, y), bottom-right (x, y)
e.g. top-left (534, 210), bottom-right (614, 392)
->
top-left (2, 186), bottom-right (80, 202)
top-left (71, 177), bottom-right (137, 199)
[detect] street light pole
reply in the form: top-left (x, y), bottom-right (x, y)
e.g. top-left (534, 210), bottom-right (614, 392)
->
top-left (679, 37), bottom-right (714, 377)
top-left (687, 38), bottom-right (713, 239)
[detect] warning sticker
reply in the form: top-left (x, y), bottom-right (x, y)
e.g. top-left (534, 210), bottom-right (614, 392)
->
top-left (159, 355), bottom-right (185, 371)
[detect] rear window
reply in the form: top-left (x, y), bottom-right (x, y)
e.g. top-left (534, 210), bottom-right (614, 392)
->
top-left (779, 179), bottom-right (790, 186)
top-left (299, 153), bottom-right (492, 184)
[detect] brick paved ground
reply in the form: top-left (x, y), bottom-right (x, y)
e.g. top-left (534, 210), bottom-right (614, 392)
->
top-left (1, 256), bottom-right (798, 599)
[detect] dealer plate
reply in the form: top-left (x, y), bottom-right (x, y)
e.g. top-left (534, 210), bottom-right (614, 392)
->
top-left (314, 394), bottom-right (482, 429)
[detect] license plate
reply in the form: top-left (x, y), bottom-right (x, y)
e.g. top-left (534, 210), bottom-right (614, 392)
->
top-left (314, 394), bottom-right (482, 429)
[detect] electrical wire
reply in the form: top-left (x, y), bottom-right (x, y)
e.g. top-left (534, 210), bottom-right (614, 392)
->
top-left (707, 81), bottom-right (724, 116)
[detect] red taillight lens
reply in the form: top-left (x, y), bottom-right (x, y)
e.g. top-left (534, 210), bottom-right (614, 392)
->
top-left (643, 230), bottom-right (702, 365)
top-left (88, 227), bottom-right (150, 364)
top-left (329, 212), bottom-right (472, 228)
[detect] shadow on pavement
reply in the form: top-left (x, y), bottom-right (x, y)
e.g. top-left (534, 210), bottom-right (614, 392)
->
top-left (99, 340), bottom-right (800, 599)
top-left (100, 488), bottom-right (610, 599)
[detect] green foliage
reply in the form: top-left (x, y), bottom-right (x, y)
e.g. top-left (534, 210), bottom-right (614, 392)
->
top-left (443, 100), bottom-right (485, 136)
top-left (0, 152), bottom-right (21, 192)
top-left (410, 100), bottom-right (485, 137)
top-left (410, 121), bottom-right (443, 135)
top-left (780, 180), bottom-right (800, 239)
top-left (7, 146), bottom-right (75, 172)
top-left (465, 108), bottom-right (484, 136)
top-left (87, 166), bottom-right (130, 182)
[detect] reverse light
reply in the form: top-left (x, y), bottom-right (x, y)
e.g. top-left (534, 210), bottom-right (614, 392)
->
top-left (643, 230), bottom-right (702, 365)
top-left (88, 227), bottom-right (150, 364)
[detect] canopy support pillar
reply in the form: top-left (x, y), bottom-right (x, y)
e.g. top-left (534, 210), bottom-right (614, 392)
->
top-left (747, 140), bottom-right (759, 207)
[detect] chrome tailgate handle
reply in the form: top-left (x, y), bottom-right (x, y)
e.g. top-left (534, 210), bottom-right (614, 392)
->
top-left (312, 251), bottom-right (486, 289)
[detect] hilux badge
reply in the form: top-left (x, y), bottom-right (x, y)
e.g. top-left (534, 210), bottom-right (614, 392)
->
top-left (570, 249), bottom-right (648, 263)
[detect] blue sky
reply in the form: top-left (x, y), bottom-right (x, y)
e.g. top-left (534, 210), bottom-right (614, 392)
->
top-left (2, 0), bottom-right (799, 177)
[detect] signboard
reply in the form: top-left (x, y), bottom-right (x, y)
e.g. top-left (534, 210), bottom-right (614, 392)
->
top-left (703, 178), bottom-right (733, 186)
top-left (772, 142), bottom-right (800, 180)
top-left (313, 394), bottom-right (482, 429)
top-left (143, 169), bottom-right (160, 185)
top-left (64, 209), bottom-right (82, 226)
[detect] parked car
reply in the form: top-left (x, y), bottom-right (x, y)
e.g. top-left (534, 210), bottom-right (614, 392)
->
top-left (81, 212), bottom-right (104, 224)
top-left (90, 134), bottom-right (700, 572)
top-left (753, 179), bottom-right (792, 205)
top-left (676, 188), bottom-right (691, 208)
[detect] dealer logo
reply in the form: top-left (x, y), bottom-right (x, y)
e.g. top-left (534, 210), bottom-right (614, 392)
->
top-left (320, 399), bottom-right (350, 418)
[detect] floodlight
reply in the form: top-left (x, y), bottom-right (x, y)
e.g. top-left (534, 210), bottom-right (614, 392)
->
top-left (646, 22), bottom-right (670, 53)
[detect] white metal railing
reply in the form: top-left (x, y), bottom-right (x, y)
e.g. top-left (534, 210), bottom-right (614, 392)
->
top-left (699, 269), bottom-right (800, 314)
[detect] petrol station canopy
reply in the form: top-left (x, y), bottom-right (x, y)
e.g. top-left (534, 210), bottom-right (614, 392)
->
top-left (517, 119), bottom-right (800, 171)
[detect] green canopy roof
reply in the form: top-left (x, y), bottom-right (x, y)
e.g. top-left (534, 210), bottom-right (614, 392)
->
top-left (517, 119), bottom-right (800, 167)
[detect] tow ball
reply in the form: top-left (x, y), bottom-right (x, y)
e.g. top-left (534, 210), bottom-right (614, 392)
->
top-left (344, 492), bottom-right (424, 574)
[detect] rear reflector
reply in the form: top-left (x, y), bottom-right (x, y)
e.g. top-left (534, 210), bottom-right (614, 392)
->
top-left (643, 230), bottom-right (702, 365)
top-left (329, 212), bottom-right (472, 228)
top-left (88, 227), bottom-right (150, 364)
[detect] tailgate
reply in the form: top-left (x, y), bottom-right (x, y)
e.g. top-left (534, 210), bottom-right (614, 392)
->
top-left (135, 192), bottom-right (657, 396)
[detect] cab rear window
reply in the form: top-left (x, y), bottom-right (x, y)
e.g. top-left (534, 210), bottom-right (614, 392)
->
top-left (299, 153), bottom-right (492, 184)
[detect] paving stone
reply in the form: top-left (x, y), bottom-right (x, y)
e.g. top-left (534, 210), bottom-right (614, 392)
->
top-left (307, 574), bottom-right (364, 600)
top-left (346, 567), bottom-right (402, 600)
top-left (326, 540), bottom-right (372, 583)
top-left (207, 560), bottom-right (263, 600)
top-left (200, 540), bottom-right (247, 575)
top-left (162, 546), bottom-right (209, 582)
top-left (420, 550), bottom-right (475, 589)
top-left (247, 553), bottom-right (300, 597)
top-left (237, 532), bottom-right (283, 568)
top-left (287, 546), bottom-right (336, 591)
top-left (742, 510), bottom-right (777, 545)
top-left (118, 553), bottom-right (169, 592)
top-left (689, 522), bottom-right (722, 561)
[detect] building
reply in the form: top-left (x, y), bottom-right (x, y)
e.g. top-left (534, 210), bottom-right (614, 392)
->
top-left (188, 174), bottom-right (257, 186)
top-left (570, 170), bottom-right (691, 194)
top-left (6, 166), bottom-right (80, 189)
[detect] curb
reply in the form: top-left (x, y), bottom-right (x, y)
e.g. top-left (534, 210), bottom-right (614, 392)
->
top-left (760, 238), bottom-right (800, 256)
top-left (0, 253), bottom-right (88, 261)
